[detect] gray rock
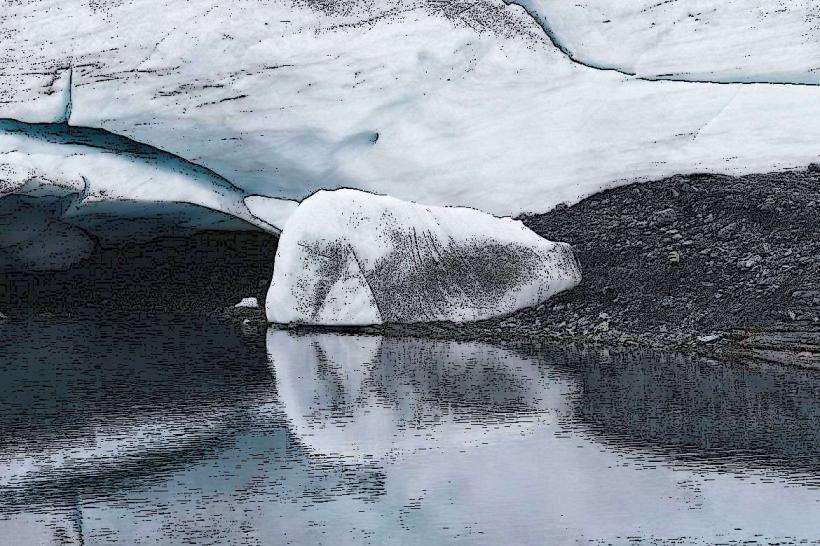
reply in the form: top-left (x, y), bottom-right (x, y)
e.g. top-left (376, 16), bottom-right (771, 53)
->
top-left (717, 222), bottom-right (738, 240)
top-left (652, 208), bottom-right (677, 226)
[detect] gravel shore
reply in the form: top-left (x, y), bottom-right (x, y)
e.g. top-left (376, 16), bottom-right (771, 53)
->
top-left (475, 168), bottom-right (820, 366)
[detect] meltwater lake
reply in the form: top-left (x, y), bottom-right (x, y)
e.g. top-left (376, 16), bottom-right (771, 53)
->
top-left (2, 316), bottom-right (820, 545)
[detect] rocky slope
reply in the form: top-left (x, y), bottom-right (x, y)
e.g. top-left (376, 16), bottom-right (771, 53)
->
top-left (490, 167), bottom-right (820, 366)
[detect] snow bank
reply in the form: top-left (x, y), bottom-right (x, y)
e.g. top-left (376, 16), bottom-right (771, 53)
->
top-left (3, 0), bottom-right (820, 215)
top-left (266, 189), bottom-right (581, 325)
top-left (512, 0), bottom-right (820, 84)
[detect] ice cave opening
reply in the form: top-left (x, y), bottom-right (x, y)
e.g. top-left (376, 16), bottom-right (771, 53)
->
top-left (0, 120), bottom-right (283, 316)
top-left (0, 195), bottom-right (278, 316)
top-left (0, 201), bottom-right (279, 317)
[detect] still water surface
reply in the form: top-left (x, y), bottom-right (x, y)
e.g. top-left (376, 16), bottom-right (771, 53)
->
top-left (1, 317), bottom-right (820, 545)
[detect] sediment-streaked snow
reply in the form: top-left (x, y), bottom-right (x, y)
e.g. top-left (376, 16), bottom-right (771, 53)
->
top-left (2, 0), bottom-right (820, 215)
top-left (266, 189), bottom-right (581, 325)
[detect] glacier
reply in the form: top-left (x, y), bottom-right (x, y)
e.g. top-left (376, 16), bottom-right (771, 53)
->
top-left (1, 0), bottom-right (819, 216)
top-left (266, 189), bottom-right (581, 325)
top-left (0, 120), bottom-right (294, 271)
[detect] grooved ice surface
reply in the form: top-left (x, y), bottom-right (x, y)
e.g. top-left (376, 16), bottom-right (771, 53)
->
top-left (266, 189), bottom-right (581, 325)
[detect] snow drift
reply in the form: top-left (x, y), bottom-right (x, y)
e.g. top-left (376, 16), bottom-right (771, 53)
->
top-left (3, 0), bottom-right (820, 215)
top-left (266, 189), bottom-right (581, 325)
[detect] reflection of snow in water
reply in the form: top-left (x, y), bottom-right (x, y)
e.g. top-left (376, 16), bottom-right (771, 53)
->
top-left (267, 330), bottom-right (577, 460)
top-left (0, 406), bottom-right (261, 493)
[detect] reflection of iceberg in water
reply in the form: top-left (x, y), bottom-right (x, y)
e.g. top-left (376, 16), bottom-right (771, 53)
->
top-left (574, 349), bottom-right (820, 478)
top-left (266, 329), bottom-right (576, 460)
top-left (6, 325), bottom-right (820, 544)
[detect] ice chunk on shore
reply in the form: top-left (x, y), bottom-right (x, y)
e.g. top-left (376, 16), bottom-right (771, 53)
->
top-left (266, 189), bottom-right (581, 325)
top-left (234, 297), bottom-right (259, 309)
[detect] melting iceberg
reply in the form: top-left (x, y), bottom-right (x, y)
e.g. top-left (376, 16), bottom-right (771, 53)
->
top-left (266, 189), bottom-right (581, 325)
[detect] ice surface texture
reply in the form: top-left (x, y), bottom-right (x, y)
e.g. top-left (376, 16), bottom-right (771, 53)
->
top-left (512, 0), bottom-right (820, 84)
top-left (266, 189), bottom-right (581, 325)
top-left (3, 0), bottom-right (820, 215)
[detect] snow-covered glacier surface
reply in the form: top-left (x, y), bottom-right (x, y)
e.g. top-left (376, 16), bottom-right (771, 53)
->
top-left (512, 0), bottom-right (820, 84)
top-left (266, 189), bottom-right (581, 325)
top-left (2, 0), bottom-right (820, 215)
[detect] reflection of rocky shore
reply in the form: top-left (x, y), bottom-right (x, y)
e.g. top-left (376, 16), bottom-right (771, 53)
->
top-left (566, 346), bottom-right (820, 481)
top-left (266, 330), bottom-right (575, 460)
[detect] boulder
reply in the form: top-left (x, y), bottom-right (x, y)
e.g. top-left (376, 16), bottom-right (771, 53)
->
top-left (266, 189), bottom-right (581, 325)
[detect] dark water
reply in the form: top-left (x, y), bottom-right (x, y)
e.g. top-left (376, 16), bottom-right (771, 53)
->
top-left (2, 318), bottom-right (820, 545)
